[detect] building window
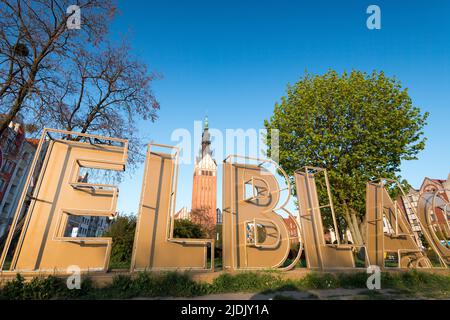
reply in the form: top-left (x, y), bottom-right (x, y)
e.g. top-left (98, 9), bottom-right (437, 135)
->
top-left (16, 168), bottom-right (24, 177)
top-left (3, 202), bottom-right (11, 213)
top-left (2, 160), bottom-right (13, 173)
top-left (5, 136), bottom-right (16, 154)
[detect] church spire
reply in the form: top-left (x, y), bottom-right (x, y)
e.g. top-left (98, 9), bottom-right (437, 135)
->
top-left (201, 116), bottom-right (212, 158)
top-left (191, 116), bottom-right (217, 229)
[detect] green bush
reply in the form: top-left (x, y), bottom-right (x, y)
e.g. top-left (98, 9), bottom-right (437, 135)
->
top-left (1, 270), bottom-right (449, 299)
top-left (103, 274), bottom-right (135, 298)
top-left (336, 272), bottom-right (368, 288)
top-left (64, 276), bottom-right (96, 299)
top-left (153, 272), bottom-right (208, 297)
top-left (98, 272), bottom-right (208, 298)
top-left (381, 270), bottom-right (450, 294)
top-left (0, 274), bottom-right (97, 300)
top-left (22, 276), bottom-right (65, 299)
top-left (130, 272), bottom-right (155, 296)
top-left (173, 219), bottom-right (206, 239)
top-left (103, 215), bottom-right (136, 269)
top-left (298, 273), bottom-right (339, 289)
top-left (1, 274), bottom-right (26, 300)
top-left (210, 272), bottom-right (284, 293)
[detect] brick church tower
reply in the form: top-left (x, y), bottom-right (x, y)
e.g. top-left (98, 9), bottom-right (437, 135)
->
top-left (191, 117), bottom-right (217, 230)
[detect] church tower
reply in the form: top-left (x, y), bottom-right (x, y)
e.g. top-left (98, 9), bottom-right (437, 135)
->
top-left (191, 117), bottom-right (217, 229)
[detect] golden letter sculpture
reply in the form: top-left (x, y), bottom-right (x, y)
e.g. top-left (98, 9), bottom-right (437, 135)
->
top-left (222, 155), bottom-right (301, 271)
top-left (416, 190), bottom-right (450, 267)
top-left (0, 129), bottom-right (127, 272)
top-left (130, 144), bottom-right (214, 271)
top-left (295, 167), bottom-right (357, 270)
top-left (1, 127), bottom-right (447, 275)
top-left (366, 180), bottom-right (431, 268)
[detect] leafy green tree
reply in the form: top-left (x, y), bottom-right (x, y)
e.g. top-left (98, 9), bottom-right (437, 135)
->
top-left (264, 70), bottom-right (428, 244)
top-left (103, 215), bottom-right (136, 269)
top-left (173, 219), bottom-right (206, 239)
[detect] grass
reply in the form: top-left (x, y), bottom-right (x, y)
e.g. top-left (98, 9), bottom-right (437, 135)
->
top-left (0, 270), bottom-right (449, 300)
top-left (108, 261), bottom-right (131, 270)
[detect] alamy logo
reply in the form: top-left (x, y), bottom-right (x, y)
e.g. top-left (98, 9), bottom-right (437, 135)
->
top-left (366, 265), bottom-right (381, 290)
top-left (67, 5), bottom-right (81, 30)
top-left (170, 121), bottom-right (279, 167)
top-left (66, 265), bottom-right (81, 289)
top-left (366, 5), bottom-right (381, 30)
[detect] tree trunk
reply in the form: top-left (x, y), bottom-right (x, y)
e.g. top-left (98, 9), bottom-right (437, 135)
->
top-left (342, 201), bottom-right (363, 245)
top-left (0, 95), bottom-right (25, 136)
top-left (0, 66), bottom-right (38, 136)
top-left (359, 211), bottom-right (368, 244)
top-left (342, 203), bottom-right (356, 242)
top-left (350, 209), bottom-right (364, 245)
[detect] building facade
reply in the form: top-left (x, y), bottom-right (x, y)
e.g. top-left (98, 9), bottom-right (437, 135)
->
top-left (191, 117), bottom-right (217, 230)
top-left (0, 121), bottom-right (111, 240)
top-left (396, 175), bottom-right (450, 248)
top-left (0, 121), bottom-right (37, 238)
top-left (174, 206), bottom-right (191, 220)
top-left (283, 215), bottom-right (300, 244)
top-left (63, 171), bottom-right (112, 238)
top-left (398, 188), bottom-right (423, 247)
top-left (419, 176), bottom-right (450, 240)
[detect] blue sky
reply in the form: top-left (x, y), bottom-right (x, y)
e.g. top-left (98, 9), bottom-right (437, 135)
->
top-left (111, 0), bottom-right (450, 215)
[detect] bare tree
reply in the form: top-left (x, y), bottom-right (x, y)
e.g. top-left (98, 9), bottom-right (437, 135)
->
top-left (0, 0), bottom-right (159, 166)
top-left (0, 0), bottom-right (115, 135)
top-left (33, 42), bottom-right (159, 166)
top-left (190, 207), bottom-right (216, 238)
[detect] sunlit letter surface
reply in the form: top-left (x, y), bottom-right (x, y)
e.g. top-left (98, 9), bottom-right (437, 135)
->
top-left (222, 156), bottom-right (300, 270)
top-left (130, 144), bottom-right (213, 271)
top-left (2, 129), bottom-right (127, 272)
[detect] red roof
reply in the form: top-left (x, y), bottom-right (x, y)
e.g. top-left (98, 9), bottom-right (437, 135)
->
top-left (431, 179), bottom-right (446, 184)
top-left (26, 138), bottom-right (40, 148)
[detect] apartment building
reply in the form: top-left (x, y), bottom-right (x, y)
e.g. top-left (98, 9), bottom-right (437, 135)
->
top-left (0, 121), bottom-right (37, 238)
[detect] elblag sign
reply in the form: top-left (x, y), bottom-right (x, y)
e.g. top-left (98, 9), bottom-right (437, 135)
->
top-left (0, 128), bottom-right (448, 273)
